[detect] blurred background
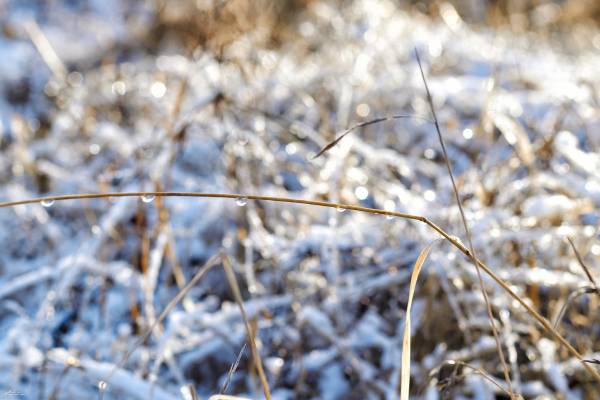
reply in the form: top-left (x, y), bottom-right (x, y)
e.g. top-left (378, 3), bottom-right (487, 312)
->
top-left (0, 1), bottom-right (599, 399)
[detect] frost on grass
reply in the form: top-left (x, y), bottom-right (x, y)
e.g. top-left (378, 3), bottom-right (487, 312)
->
top-left (0, 0), bottom-right (600, 399)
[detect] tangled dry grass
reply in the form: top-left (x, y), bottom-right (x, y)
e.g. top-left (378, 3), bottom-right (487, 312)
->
top-left (0, 1), bottom-right (600, 399)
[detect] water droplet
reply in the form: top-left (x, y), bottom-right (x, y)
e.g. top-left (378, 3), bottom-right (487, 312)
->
top-left (449, 235), bottom-right (465, 247)
top-left (424, 190), bottom-right (436, 202)
top-left (141, 194), bottom-right (155, 203)
top-left (111, 81), bottom-right (126, 96)
top-left (236, 197), bottom-right (248, 207)
top-left (336, 207), bottom-right (346, 213)
top-left (150, 81), bottom-right (167, 98)
top-left (285, 142), bottom-right (297, 155)
top-left (265, 356), bottom-right (285, 375)
top-left (89, 143), bottom-right (101, 155)
top-left (41, 199), bottom-right (55, 207)
top-left (355, 186), bottom-right (369, 200)
top-left (66, 356), bottom-right (78, 367)
top-left (98, 380), bottom-right (108, 391)
top-left (386, 213), bottom-right (395, 220)
top-left (356, 103), bottom-right (370, 117)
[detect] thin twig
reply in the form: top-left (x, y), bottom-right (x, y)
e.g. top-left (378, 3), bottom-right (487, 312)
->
top-left (0, 192), bottom-right (424, 222)
top-left (312, 114), bottom-right (433, 159)
top-left (1, 191), bottom-right (599, 383)
top-left (100, 253), bottom-right (222, 397)
top-left (431, 360), bottom-right (514, 397)
top-left (553, 286), bottom-right (597, 329)
top-left (24, 20), bottom-right (67, 79)
top-left (567, 237), bottom-right (599, 290)
top-left (181, 384), bottom-right (199, 400)
top-left (414, 48), bottom-right (515, 397)
top-left (221, 252), bottom-right (271, 400)
top-left (553, 237), bottom-right (600, 329)
top-left (220, 343), bottom-right (247, 394)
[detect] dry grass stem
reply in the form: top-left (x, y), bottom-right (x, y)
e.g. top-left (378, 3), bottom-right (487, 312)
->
top-left (400, 240), bottom-right (438, 399)
top-left (221, 252), bottom-right (271, 400)
top-left (567, 237), bottom-right (599, 290)
top-left (1, 190), bottom-right (599, 384)
top-left (220, 343), bottom-right (247, 395)
top-left (312, 114), bottom-right (432, 159)
top-left (101, 253), bottom-right (222, 396)
top-left (415, 48), bottom-right (515, 397)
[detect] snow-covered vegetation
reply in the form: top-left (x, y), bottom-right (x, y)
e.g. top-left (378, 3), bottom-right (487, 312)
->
top-left (1, 1), bottom-right (600, 399)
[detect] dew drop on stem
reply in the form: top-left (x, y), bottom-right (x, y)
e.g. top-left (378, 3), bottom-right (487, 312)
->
top-left (141, 194), bottom-right (155, 203)
top-left (236, 197), bottom-right (248, 207)
top-left (41, 199), bottom-right (55, 207)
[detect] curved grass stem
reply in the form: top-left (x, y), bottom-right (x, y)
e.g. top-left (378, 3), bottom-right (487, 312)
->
top-left (414, 48), bottom-right (514, 397)
top-left (1, 191), bottom-right (599, 384)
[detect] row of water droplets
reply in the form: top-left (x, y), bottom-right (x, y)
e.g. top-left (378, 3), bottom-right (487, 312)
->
top-left (39, 195), bottom-right (397, 219)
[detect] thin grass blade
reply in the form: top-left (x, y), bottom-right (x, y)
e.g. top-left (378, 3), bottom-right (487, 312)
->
top-left (400, 241), bottom-right (436, 400)
top-left (312, 114), bottom-right (430, 159)
top-left (414, 47), bottom-right (515, 398)
top-left (567, 237), bottom-right (598, 290)
top-left (221, 252), bottom-right (271, 400)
